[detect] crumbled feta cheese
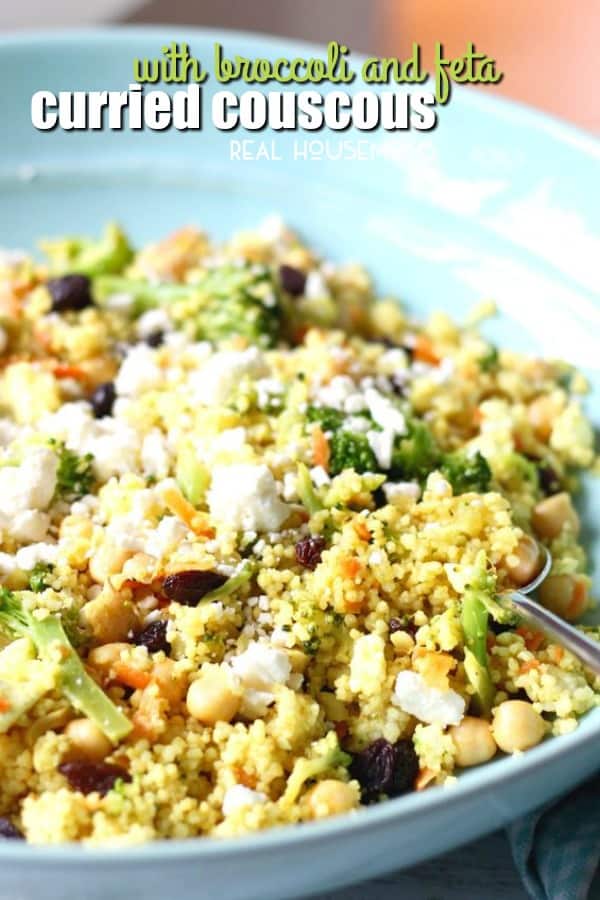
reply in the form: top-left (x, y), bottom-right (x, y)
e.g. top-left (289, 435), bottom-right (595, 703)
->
top-left (222, 785), bottom-right (267, 817)
top-left (256, 378), bottom-right (285, 410)
top-left (0, 552), bottom-right (16, 576)
top-left (383, 482), bottom-right (421, 504)
top-left (141, 429), bottom-right (171, 479)
top-left (0, 419), bottom-right (21, 447)
top-left (316, 376), bottom-right (358, 411)
top-left (282, 472), bottom-right (298, 502)
top-left (0, 448), bottom-right (58, 518)
top-left (11, 510), bottom-right (51, 543)
top-left (309, 465), bottom-right (330, 488)
top-left (15, 543), bottom-right (58, 571)
top-left (207, 464), bottom-right (290, 532)
top-left (135, 308), bottom-right (173, 340)
top-left (191, 347), bottom-right (268, 407)
top-left (304, 270), bottom-right (329, 299)
top-left (143, 516), bottom-right (189, 559)
top-left (115, 345), bottom-right (163, 396)
top-left (230, 641), bottom-right (291, 690)
top-left (344, 415), bottom-right (370, 433)
top-left (364, 388), bottom-right (407, 435)
top-left (367, 429), bottom-right (395, 470)
top-left (394, 670), bottom-right (465, 726)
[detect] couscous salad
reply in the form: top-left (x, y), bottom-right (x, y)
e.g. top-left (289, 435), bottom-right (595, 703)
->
top-left (0, 218), bottom-right (597, 845)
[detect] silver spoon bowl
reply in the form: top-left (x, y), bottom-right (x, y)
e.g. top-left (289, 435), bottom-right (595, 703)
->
top-left (501, 545), bottom-right (600, 676)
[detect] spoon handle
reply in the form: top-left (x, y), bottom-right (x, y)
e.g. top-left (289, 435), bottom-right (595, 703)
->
top-left (507, 592), bottom-right (600, 676)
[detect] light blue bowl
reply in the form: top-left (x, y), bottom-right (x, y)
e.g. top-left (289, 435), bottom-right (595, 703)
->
top-left (0, 27), bottom-right (599, 900)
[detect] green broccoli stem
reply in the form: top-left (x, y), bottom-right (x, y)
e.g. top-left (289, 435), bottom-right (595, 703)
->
top-left (26, 614), bottom-right (132, 743)
top-left (202, 563), bottom-right (254, 603)
top-left (461, 590), bottom-right (494, 716)
top-left (296, 463), bottom-right (324, 516)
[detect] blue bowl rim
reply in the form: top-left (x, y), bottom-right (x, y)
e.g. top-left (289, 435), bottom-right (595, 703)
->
top-left (0, 24), bottom-right (598, 863)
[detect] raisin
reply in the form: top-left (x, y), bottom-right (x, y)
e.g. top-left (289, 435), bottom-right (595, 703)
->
top-left (90, 381), bottom-right (116, 418)
top-left (538, 463), bottom-right (561, 496)
top-left (295, 535), bottom-right (326, 570)
top-left (0, 817), bottom-right (24, 840)
top-left (145, 330), bottom-right (165, 348)
top-left (162, 569), bottom-right (228, 605)
top-left (58, 761), bottom-right (132, 796)
top-left (388, 617), bottom-right (404, 634)
top-left (134, 619), bottom-right (169, 654)
top-left (279, 264), bottom-right (306, 296)
top-left (47, 274), bottom-right (93, 312)
top-left (350, 738), bottom-right (419, 803)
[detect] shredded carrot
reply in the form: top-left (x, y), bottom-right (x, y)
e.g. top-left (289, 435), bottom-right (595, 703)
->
top-left (353, 520), bottom-right (370, 542)
top-left (549, 645), bottom-right (564, 664)
top-left (312, 426), bottom-right (330, 470)
top-left (415, 768), bottom-right (436, 791)
top-left (113, 663), bottom-right (152, 691)
top-left (516, 627), bottom-right (545, 652)
top-left (341, 557), bottom-right (362, 579)
top-left (413, 335), bottom-right (440, 366)
top-left (472, 407), bottom-right (483, 426)
top-left (52, 363), bottom-right (88, 381)
top-left (161, 485), bottom-right (215, 539)
top-left (519, 660), bottom-right (541, 675)
top-left (233, 765), bottom-right (258, 789)
top-left (0, 696), bottom-right (11, 714)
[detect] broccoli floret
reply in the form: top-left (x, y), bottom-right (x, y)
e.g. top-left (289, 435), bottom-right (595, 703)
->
top-left (281, 732), bottom-right (352, 806)
top-left (390, 420), bottom-right (441, 482)
top-left (329, 431), bottom-right (378, 476)
top-left (460, 554), bottom-right (496, 716)
top-left (95, 264), bottom-right (282, 348)
top-left (478, 346), bottom-right (499, 372)
top-left (0, 588), bottom-right (131, 742)
top-left (28, 562), bottom-right (54, 593)
top-left (305, 405), bottom-right (346, 432)
top-left (52, 442), bottom-right (95, 500)
top-left (441, 450), bottom-right (491, 495)
top-left (40, 223), bottom-right (133, 277)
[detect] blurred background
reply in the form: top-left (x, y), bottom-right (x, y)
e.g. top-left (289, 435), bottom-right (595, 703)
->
top-left (2, 0), bottom-right (598, 133)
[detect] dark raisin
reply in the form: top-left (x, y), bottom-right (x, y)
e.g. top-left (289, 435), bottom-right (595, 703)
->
top-left (350, 738), bottom-right (419, 803)
top-left (538, 463), bottom-right (561, 496)
top-left (47, 274), bottom-right (93, 312)
top-left (295, 535), bottom-right (326, 570)
top-left (0, 817), bottom-right (24, 840)
top-left (372, 487), bottom-right (387, 509)
top-left (145, 330), bottom-right (165, 348)
top-left (58, 761), bottom-right (132, 796)
top-left (134, 619), bottom-right (169, 654)
top-left (90, 381), bottom-right (116, 418)
top-left (162, 569), bottom-right (228, 606)
top-left (279, 264), bottom-right (306, 296)
top-left (388, 618), bottom-right (404, 634)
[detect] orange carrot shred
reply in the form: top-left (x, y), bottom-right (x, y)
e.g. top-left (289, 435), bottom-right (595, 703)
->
top-left (413, 335), bottom-right (440, 366)
top-left (113, 664), bottom-right (152, 691)
top-left (312, 426), bottom-right (330, 470)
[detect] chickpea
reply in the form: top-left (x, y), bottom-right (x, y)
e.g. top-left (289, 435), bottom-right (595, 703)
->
top-left (539, 574), bottom-right (588, 622)
top-left (81, 585), bottom-right (139, 644)
top-left (65, 718), bottom-right (113, 762)
top-left (528, 395), bottom-right (562, 442)
top-left (153, 659), bottom-right (187, 706)
top-left (450, 716), bottom-right (497, 768)
top-left (304, 779), bottom-right (359, 819)
top-left (87, 642), bottom-right (131, 677)
top-left (89, 543), bottom-right (132, 584)
top-left (186, 666), bottom-right (241, 724)
top-left (504, 535), bottom-right (542, 588)
top-left (492, 701), bottom-right (546, 753)
top-left (532, 493), bottom-right (579, 541)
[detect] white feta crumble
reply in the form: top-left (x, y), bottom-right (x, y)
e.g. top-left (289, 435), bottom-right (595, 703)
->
top-left (230, 641), bottom-right (291, 690)
top-left (0, 552), bottom-right (16, 576)
top-left (135, 308), bottom-right (173, 340)
top-left (364, 388), bottom-right (407, 435)
top-left (191, 348), bottom-right (268, 407)
top-left (207, 464), bottom-right (290, 532)
top-left (255, 378), bottom-right (285, 410)
top-left (366, 428), bottom-right (395, 470)
top-left (15, 542), bottom-right (58, 571)
top-left (393, 670), bottom-right (465, 726)
top-left (316, 376), bottom-right (358, 411)
top-left (282, 472), bottom-right (298, 502)
top-left (143, 516), bottom-right (189, 559)
top-left (222, 785), bottom-right (267, 817)
top-left (309, 465), bottom-right (330, 488)
top-left (383, 481), bottom-right (421, 504)
top-left (141, 429), bottom-right (171, 479)
top-left (304, 270), bottom-right (329, 299)
top-left (0, 447), bottom-right (58, 518)
top-left (0, 419), bottom-right (21, 448)
top-left (11, 511), bottom-right (51, 543)
top-left (115, 345), bottom-right (163, 396)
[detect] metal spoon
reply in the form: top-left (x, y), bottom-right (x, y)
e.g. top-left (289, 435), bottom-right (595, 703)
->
top-left (501, 546), bottom-right (600, 676)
